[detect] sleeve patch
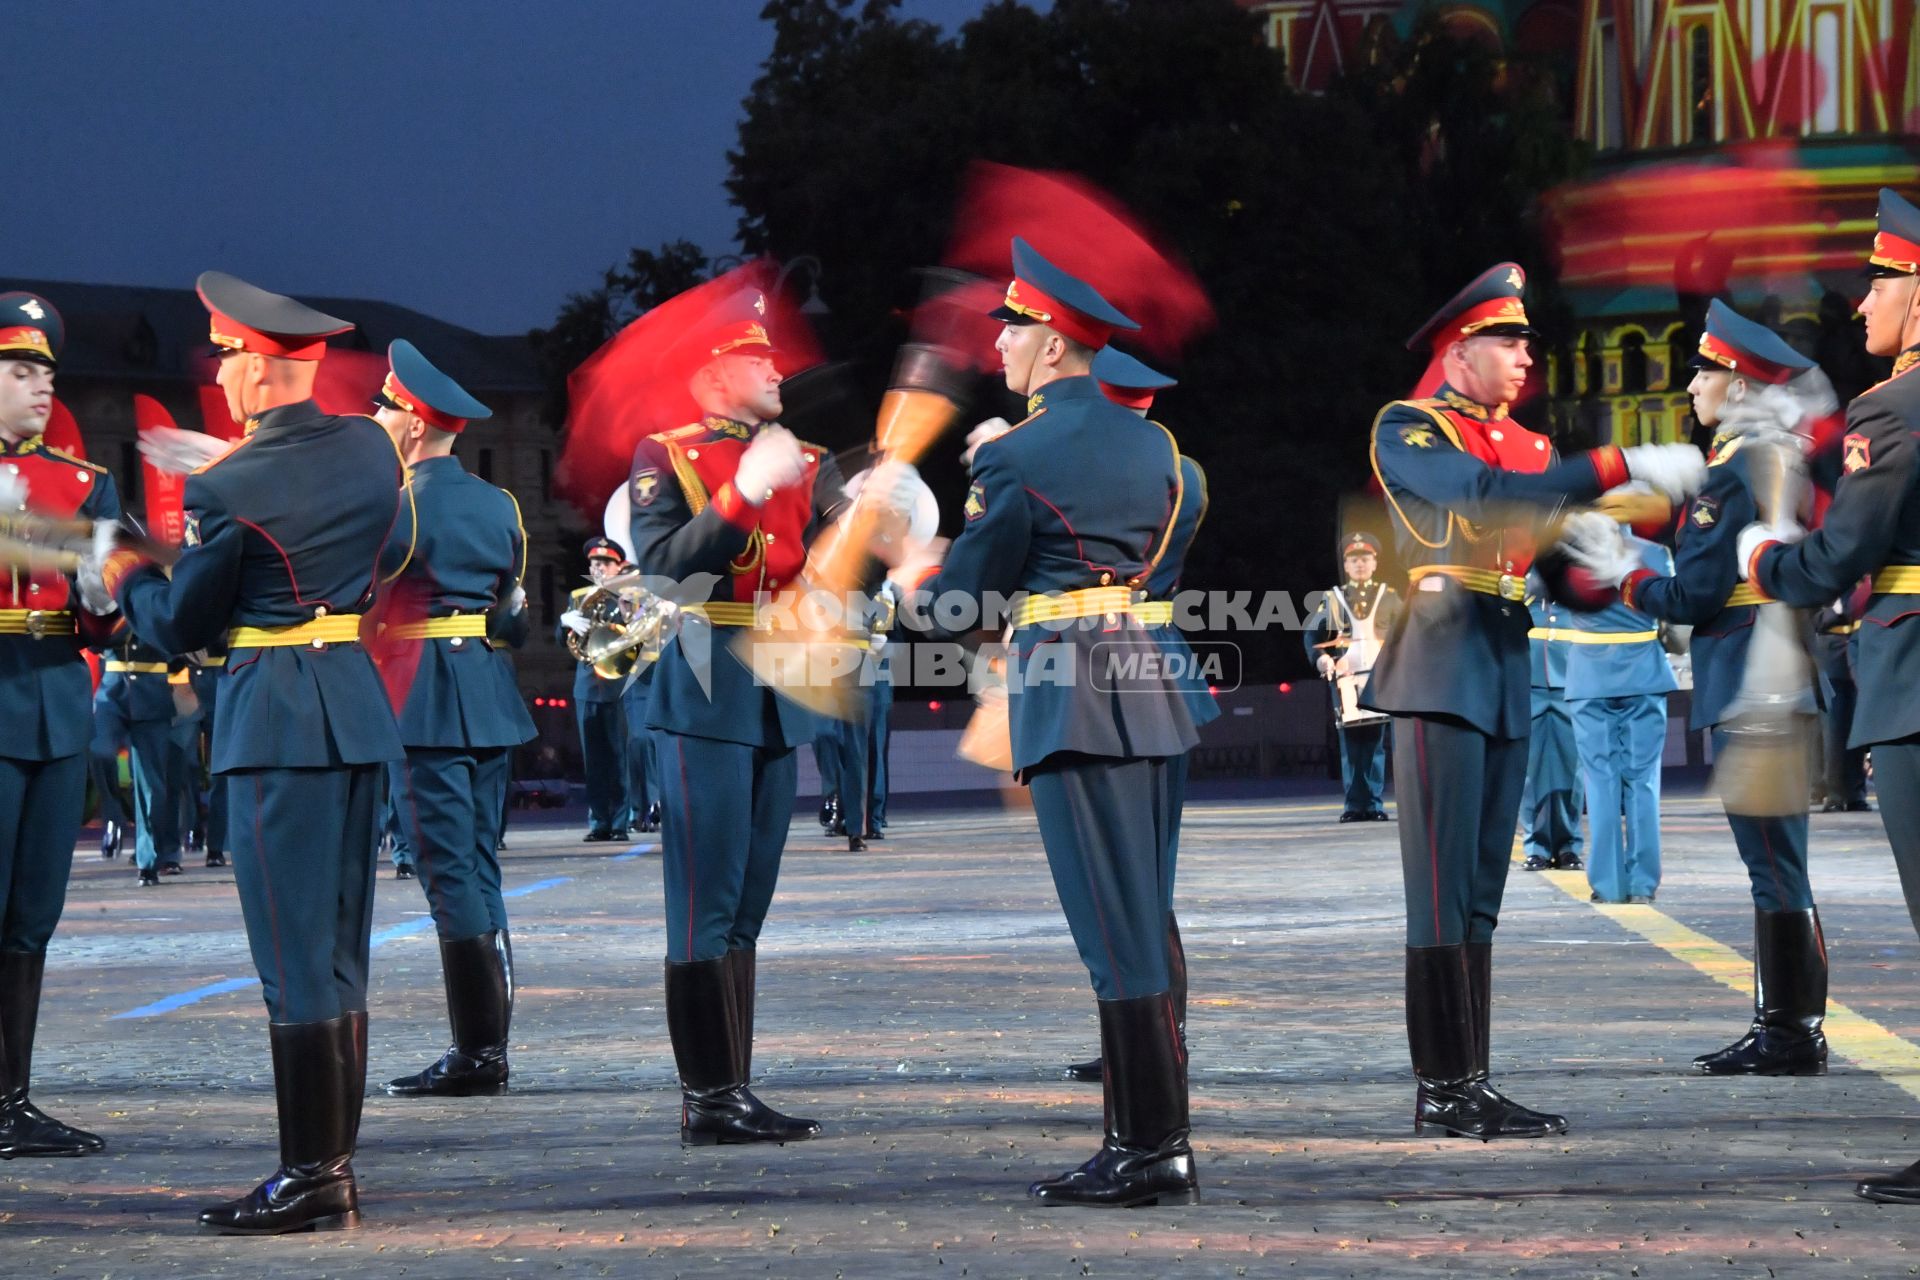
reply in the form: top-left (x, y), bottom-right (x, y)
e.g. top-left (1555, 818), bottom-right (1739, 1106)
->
top-left (1844, 433), bottom-right (1871, 474)
top-left (1399, 426), bottom-right (1435, 448)
top-left (632, 468), bottom-right (661, 507)
top-left (1689, 495), bottom-right (1718, 528)
top-left (964, 482), bottom-right (986, 522)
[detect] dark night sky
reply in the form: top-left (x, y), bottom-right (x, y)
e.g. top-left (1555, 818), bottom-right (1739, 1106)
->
top-left (10, 1), bottom-right (1004, 336)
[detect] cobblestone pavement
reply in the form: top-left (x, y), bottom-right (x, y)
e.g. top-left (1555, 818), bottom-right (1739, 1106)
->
top-left (9, 789), bottom-right (1920, 1277)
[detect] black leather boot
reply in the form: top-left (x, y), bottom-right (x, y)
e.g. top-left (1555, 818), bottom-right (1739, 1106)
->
top-left (198, 1017), bottom-right (361, 1233)
top-left (667, 958), bottom-right (819, 1146)
top-left (726, 947), bottom-right (757, 1082)
top-left (1030, 991), bottom-right (1199, 1207)
top-left (1065, 915), bottom-right (1189, 1083)
top-left (818, 795), bottom-right (839, 833)
top-left (346, 1009), bottom-right (368, 1148)
top-left (0, 950), bottom-right (105, 1158)
top-left (1857, 1160), bottom-right (1920, 1203)
top-left (387, 932), bottom-right (511, 1096)
top-left (1694, 907), bottom-right (1828, 1075)
top-left (100, 820), bottom-right (122, 860)
top-left (1410, 944), bottom-right (1566, 1140)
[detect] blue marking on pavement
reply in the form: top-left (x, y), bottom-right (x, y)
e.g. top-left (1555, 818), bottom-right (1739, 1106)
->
top-left (611, 841), bottom-right (660, 863)
top-left (112, 875), bottom-right (578, 1020)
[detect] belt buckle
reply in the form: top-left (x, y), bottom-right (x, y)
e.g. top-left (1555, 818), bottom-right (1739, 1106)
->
top-left (1497, 574), bottom-right (1525, 602)
top-left (24, 610), bottom-right (45, 639)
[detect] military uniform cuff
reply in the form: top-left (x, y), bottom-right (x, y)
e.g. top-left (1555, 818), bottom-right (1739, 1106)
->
top-left (1745, 542), bottom-right (1780, 595)
top-left (712, 481), bottom-right (760, 531)
top-left (101, 547), bottom-right (153, 602)
top-left (1589, 446), bottom-right (1629, 490)
top-left (1619, 568), bottom-right (1658, 611)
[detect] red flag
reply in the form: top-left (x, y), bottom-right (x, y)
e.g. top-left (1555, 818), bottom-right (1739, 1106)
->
top-left (557, 262), bottom-right (824, 517)
top-left (945, 162), bottom-right (1215, 359)
top-left (133, 395), bottom-right (189, 545)
top-left (190, 348), bottom-right (387, 437)
top-left (364, 572), bottom-right (433, 713)
top-left (43, 399), bottom-right (86, 458)
top-left (196, 384), bottom-right (243, 441)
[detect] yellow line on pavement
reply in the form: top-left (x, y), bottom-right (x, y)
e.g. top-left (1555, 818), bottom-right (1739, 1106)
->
top-left (1530, 864), bottom-right (1920, 1104)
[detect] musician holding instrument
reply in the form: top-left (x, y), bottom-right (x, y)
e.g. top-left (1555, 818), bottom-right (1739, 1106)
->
top-left (0, 290), bottom-right (116, 1160)
top-left (560, 536), bottom-right (630, 841)
top-left (626, 286), bottom-right (897, 1147)
top-left (372, 339), bottom-right (536, 1100)
top-left (1361, 262), bottom-right (1706, 1142)
top-left (1303, 530), bottom-right (1398, 823)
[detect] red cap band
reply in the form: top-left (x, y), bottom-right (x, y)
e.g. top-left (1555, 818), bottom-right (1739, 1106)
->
top-left (0, 325), bottom-right (54, 361)
top-left (1697, 332), bottom-right (1795, 384)
top-left (382, 371), bottom-right (466, 433)
top-left (1431, 297), bottom-right (1532, 353)
top-left (1099, 384), bottom-right (1155, 410)
top-left (208, 310), bottom-right (330, 361)
top-left (1000, 278), bottom-right (1117, 350)
top-left (1871, 231), bottom-right (1920, 275)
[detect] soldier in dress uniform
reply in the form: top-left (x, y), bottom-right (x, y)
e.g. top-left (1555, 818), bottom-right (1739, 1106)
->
top-left (1564, 534), bottom-right (1676, 904)
top-left (851, 578), bottom-right (902, 841)
top-left (1811, 590), bottom-right (1870, 810)
top-left (1360, 262), bottom-right (1705, 1140)
top-left (627, 286), bottom-right (871, 1146)
top-left (97, 272), bottom-right (409, 1232)
top-left (109, 633), bottom-right (184, 885)
top-left (186, 643), bottom-right (228, 868)
top-left (893, 241), bottom-right (1201, 1206)
top-left (1519, 592), bottom-right (1583, 871)
top-left (370, 340), bottom-right (537, 1099)
top-left (0, 289), bottom-right (117, 1160)
top-left (89, 653), bottom-right (131, 860)
top-left (1303, 531), bottom-right (1399, 822)
top-left (1568, 299), bottom-right (1828, 1074)
top-left (1735, 190), bottom-right (1920, 1202)
top-left (1058, 345), bottom-right (1213, 1089)
top-left (559, 537), bottom-right (629, 841)
top-left (619, 601), bottom-right (662, 836)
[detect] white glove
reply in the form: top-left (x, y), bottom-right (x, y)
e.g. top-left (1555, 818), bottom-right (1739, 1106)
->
top-left (560, 609), bottom-right (591, 636)
top-left (732, 426), bottom-right (806, 506)
top-left (1620, 443), bottom-right (1708, 503)
top-left (1735, 520), bottom-right (1803, 580)
top-left (0, 469), bottom-right (24, 510)
top-left (863, 460), bottom-right (923, 517)
top-left (508, 585), bottom-right (527, 616)
top-left (139, 426), bottom-right (235, 475)
top-left (1556, 510), bottom-right (1639, 587)
top-left (1315, 654), bottom-right (1336, 678)
top-left (885, 536), bottom-right (948, 591)
top-left (960, 417), bottom-right (1012, 468)
top-left (75, 520), bottom-right (121, 616)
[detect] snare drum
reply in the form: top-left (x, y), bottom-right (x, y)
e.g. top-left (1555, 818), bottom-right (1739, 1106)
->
top-left (1336, 671), bottom-right (1389, 727)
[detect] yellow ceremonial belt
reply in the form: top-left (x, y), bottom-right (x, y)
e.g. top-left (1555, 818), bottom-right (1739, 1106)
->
top-left (1527, 628), bottom-right (1658, 645)
top-left (1873, 565), bottom-right (1920, 594)
top-left (1134, 600), bottom-right (1175, 626)
top-left (1012, 586), bottom-right (1139, 628)
top-left (227, 614), bottom-right (364, 649)
top-left (104, 660), bottom-right (169, 674)
top-left (1408, 565), bottom-right (1527, 602)
top-left (682, 601), bottom-right (768, 627)
top-left (386, 615), bottom-right (489, 641)
top-left (200, 656), bottom-right (226, 667)
top-left (1825, 620), bottom-right (1862, 635)
top-left (0, 609), bottom-right (75, 637)
top-left (1724, 584), bottom-right (1767, 607)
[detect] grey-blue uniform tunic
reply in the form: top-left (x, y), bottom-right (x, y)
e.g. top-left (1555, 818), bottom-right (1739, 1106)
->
top-left (383, 456), bottom-right (536, 939)
top-left (917, 376), bottom-right (1198, 999)
top-left (112, 401), bottom-right (408, 1021)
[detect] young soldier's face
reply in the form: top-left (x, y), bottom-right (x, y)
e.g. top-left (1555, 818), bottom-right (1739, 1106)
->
top-left (1344, 550), bottom-right (1376, 582)
top-left (1686, 367), bottom-right (1735, 427)
top-left (718, 354), bottom-right (783, 424)
top-left (995, 321), bottom-right (1050, 396)
top-left (0, 358), bottom-right (54, 442)
top-left (1453, 336), bottom-right (1533, 406)
top-left (1859, 275), bottom-right (1920, 359)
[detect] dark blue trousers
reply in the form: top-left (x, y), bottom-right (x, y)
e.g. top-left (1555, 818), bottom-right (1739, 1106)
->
top-left (620, 689), bottom-right (660, 828)
top-left (391, 748), bottom-right (509, 939)
top-left (837, 704), bottom-right (872, 837)
top-left (576, 697), bottom-right (626, 834)
top-left (89, 695), bottom-right (130, 829)
top-left (227, 766), bottom-right (381, 1022)
top-left (1027, 753), bottom-right (1177, 1000)
top-left (656, 732), bottom-right (798, 963)
top-left (1522, 688), bottom-right (1583, 862)
top-left (1873, 739), bottom-right (1920, 938)
top-left (868, 678), bottom-right (893, 827)
top-left (129, 718), bottom-right (180, 871)
top-left (1392, 715), bottom-right (1529, 947)
top-left (1162, 752), bottom-right (1189, 913)
top-left (0, 754), bottom-right (85, 953)
top-left (1710, 726), bottom-right (1814, 911)
top-left (1336, 715), bottom-right (1389, 816)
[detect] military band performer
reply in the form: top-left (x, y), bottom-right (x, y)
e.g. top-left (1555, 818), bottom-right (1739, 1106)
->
top-left (371, 340), bottom-right (536, 1099)
top-left (1519, 592), bottom-right (1583, 871)
top-left (894, 241), bottom-right (1201, 1206)
top-left (112, 633), bottom-right (184, 885)
top-left (1360, 262), bottom-right (1705, 1139)
top-left (1059, 345), bottom-right (1212, 1089)
top-left (1303, 531), bottom-right (1399, 822)
top-left (0, 290), bottom-right (116, 1160)
top-left (626, 287), bottom-right (861, 1146)
top-left (88, 650), bottom-right (131, 861)
top-left (1567, 300), bottom-right (1828, 1068)
top-left (97, 272), bottom-right (409, 1232)
top-left (1735, 190), bottom-right (1920, 1203)
top-left (186, 643), bottom-right (230, 870)
top-left (560, 537), bottom-right (629, 841)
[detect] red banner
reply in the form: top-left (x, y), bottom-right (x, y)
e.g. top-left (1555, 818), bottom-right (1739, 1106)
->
top-left (191, 348), bottom-right (388, 437)
top-left (134, 394), bottom-right (188, 546)
top-left (43, 399), bottom-right (86, 458)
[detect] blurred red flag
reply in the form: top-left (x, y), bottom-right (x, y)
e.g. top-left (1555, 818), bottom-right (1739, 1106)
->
top-left (944, 162), bottom-right (1215, 359)
top-left (557, 262), bottom-right (824, 518)
top-left (196, 385), bottom-right (244, 441)
top-left (133, 394), bottom-right (188, 545)
top-left (364, 572), bottom-right (433, 713)
top-left (907, 275), bottom-right (1011, 374)
top-left (44, 399), bottom-right (86, 458)
top-left (190, 348), bottom-right (387, 437)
